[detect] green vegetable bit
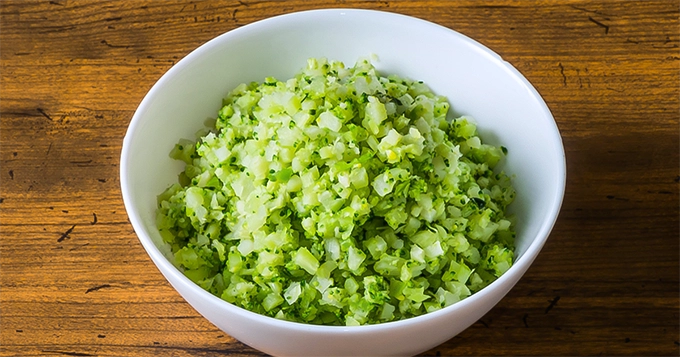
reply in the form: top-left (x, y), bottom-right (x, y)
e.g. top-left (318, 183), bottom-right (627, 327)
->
top-left (156, 57), bottom-right (517, 326)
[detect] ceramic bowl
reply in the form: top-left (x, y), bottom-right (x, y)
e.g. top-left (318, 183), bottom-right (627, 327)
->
top-left (121, 8), bottom-right (565, 357)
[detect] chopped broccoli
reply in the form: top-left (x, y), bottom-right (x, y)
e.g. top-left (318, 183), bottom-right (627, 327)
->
top-left (156, 57), bottom-right (516, 326)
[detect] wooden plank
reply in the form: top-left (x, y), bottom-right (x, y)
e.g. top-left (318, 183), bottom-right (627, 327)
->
top-left (1, 0), bottom-right (678, 356)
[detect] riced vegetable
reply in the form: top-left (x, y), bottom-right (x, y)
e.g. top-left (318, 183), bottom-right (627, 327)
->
top-left (156, 57), bottom-right (516, 325)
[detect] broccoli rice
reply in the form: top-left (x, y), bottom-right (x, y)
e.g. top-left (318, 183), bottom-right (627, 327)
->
top-left (156, 57), bottom-right (516, 326)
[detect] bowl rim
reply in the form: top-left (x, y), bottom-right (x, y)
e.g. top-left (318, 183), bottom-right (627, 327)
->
top-left (120, 7), bottom-right (566, 333)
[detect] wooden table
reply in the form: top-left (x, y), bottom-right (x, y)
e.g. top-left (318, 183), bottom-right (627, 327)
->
top-left (1, 1), bottom-right (678, 356)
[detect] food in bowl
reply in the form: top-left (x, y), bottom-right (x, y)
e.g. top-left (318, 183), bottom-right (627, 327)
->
top-left (121, 8), bottom-right (566, 356)
top-left (155, 56), bottom-right (517, 326)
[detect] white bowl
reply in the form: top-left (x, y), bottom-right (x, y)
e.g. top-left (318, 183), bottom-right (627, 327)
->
top-left (120, 8), bottom-right (565, 357)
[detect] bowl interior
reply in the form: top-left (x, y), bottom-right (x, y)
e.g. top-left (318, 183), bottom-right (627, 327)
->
top-left (121, 7), bottom-right (564, 329)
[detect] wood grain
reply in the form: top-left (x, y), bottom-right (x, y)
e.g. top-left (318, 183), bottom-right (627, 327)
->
top-left (1, 1), bottom-right (678, 356)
